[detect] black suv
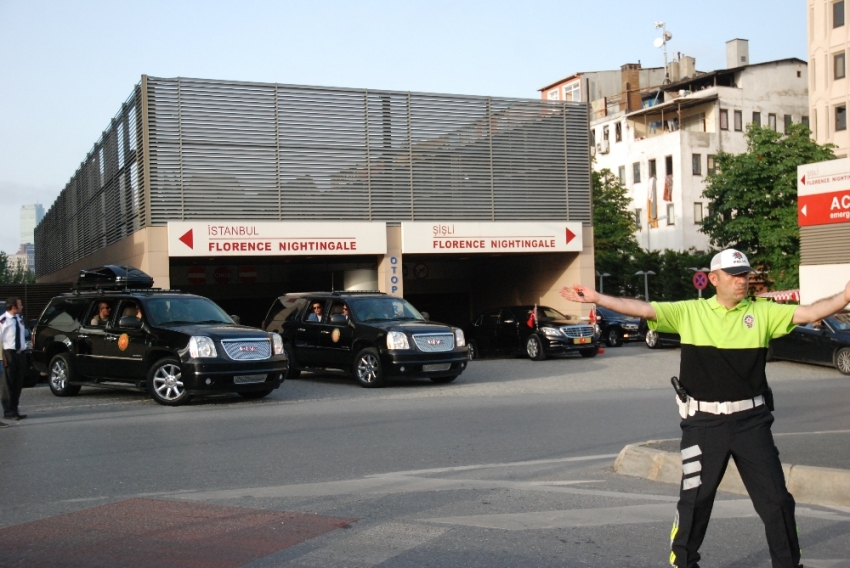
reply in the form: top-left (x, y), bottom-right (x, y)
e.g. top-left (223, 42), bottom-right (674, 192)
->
top-left (595, 306), bottom-right (643, 347)
top-left (32, 266), bottom-right (287, 406)
top-left (263, 292), bottom-right (468, 387)
top-left (466, 306), bottom-right (600, 361)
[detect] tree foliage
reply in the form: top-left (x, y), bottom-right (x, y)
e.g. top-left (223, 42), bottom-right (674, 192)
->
top-left (701, 123), bottom-right (835, 289)
top-left (0, 252), bottom-right (36, 284)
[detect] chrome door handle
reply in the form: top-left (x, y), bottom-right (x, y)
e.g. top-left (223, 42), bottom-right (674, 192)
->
top-left (297, 328), bottom-right (306, 332)
top-left (321, 330), bottom-right (330, 334)
top-left (77, 334), bottom-right (89, 339)
top-left (105, 336), bottom-right (118, 341)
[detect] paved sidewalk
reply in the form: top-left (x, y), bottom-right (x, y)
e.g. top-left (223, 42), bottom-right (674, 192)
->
top-left (615, 430), bottom-right (850, 508)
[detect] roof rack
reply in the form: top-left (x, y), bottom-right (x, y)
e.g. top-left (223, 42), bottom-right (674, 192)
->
top-left (74, 265), bottom-right (154, 291)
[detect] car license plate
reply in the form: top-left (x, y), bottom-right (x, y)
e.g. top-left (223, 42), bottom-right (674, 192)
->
top-left (573, 337), bottom-right (592, 345)
top-left (234, 374), bottom-right (267, 384)
top-left (423, 363), bottom-right (451, 372)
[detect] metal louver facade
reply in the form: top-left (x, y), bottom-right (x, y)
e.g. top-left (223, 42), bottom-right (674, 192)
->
top-left (37, 76), bottom-right (591, 278)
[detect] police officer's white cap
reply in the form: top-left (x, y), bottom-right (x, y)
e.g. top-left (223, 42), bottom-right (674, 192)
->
top-left (710, 249), bottom-right (752, 275)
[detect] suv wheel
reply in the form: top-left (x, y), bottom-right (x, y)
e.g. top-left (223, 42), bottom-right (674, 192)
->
top-left (354, 348), bottom-right (385, 388)
top-left (467, 341), bottom-right (477, 361)
top-left (283, 344), bottom-right (301, 380)
top-left (148, 357), bottom-right (191, 406)
top-left (645, 330), bottom-right (660, 349)
top-left (526, 334), bottom-right (546, 361)
top-left (48, 353), bottom-right (81, 397)
top-left (605, 329), bottom-right (623, 347)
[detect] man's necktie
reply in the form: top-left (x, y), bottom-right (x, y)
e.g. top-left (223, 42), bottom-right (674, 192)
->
top-left (14, 316), bottom-right (21, 351)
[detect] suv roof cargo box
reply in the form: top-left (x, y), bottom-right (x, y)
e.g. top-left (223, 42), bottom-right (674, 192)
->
top-left (76, 265), bottom-right (154, 290)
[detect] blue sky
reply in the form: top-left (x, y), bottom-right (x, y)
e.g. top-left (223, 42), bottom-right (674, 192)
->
top-left (0, 0), bottom-right (807, 255)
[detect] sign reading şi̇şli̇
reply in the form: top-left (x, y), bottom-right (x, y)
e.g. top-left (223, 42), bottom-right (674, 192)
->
top-left (400, 222), bottom-right (583, 254)
top-left (167, 221), bottom-right (388, 257)
top-left (797, 158), bottom-right (850, 227)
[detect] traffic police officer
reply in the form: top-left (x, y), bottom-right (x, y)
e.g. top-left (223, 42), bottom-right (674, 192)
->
top-left (1, 296), bottom-right (28, 421)
top-left (561, 249), bottom-right (850, 568)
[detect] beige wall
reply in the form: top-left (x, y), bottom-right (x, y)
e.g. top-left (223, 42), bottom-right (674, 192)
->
top-left (37, 227), bottom-right (171, 288)
top-left (809, 0), bottom-right (850, 156)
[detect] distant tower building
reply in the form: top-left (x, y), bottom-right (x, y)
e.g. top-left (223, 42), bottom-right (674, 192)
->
top-left (20, 203), bottom-right (45, 246)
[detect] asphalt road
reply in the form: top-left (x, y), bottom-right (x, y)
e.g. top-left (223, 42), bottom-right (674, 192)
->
top-left (1, 343), bottom-right (848, 567)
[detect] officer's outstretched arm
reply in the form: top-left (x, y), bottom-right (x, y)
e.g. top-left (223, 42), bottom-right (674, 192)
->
top-left (560, 284), bottom-right (657, 320)
top-left (792, 280), bottom-right (850, 324)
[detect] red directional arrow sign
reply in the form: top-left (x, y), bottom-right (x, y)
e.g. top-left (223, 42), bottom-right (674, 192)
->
top-left (798, 190), bottom-right (850, 227)
top-left (565, 227), bottom-right (576, 244)
top-left (179, 229), bottom-right (194, 249)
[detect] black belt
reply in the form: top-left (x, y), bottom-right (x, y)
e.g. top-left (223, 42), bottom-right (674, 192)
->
top-left (3, 349), bottom-right (22, 354)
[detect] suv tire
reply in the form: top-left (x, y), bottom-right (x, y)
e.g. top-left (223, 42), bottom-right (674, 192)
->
top-left (148, 357), bottom-right (191, 406)
top-left (467, 341), bottom-right (477, 361)
top-left (645, 330), bottom-right (660, 349)
top-left (526, 334), bottom-right (546, 361)
top-left (283, 344), bottom-right (301, 380)
top-left (48, 353), bottom-right (81, 397)
top-left (353, 347), bottom-right (386, 388)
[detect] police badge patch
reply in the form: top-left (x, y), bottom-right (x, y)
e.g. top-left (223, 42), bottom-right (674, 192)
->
top-left (743, 314), bottom-right (755, 329)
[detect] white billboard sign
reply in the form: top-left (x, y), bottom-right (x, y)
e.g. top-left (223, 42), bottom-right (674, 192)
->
top-left (401, 221), bottom-right (583, 254)
top-left (168, 221), bottom-right (387, 257)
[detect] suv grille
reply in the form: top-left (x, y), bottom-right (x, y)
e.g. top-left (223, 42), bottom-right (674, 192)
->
top-left (412, 333), bottom-right (455, 352)
top-left (222, 339), bottom-right (271, 360)
top-left (560, 325), bottom-right (595, 338)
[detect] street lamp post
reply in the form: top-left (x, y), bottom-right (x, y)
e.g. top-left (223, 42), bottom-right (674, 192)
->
top-left (635, 270), bottom-right (656, 301)
top-left (688, 267), bottom-right (710, 298)
top-left (596, 271), bottom-right (611, 294)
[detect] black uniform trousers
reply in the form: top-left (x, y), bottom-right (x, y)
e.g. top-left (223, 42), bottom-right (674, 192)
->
top-left (670, 405), bottom-right (802, 568)
top-left (3, 350), bottom-right (25, 415)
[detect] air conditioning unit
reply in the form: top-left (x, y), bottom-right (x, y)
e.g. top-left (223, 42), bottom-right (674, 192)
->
top-left (596, 140), bottom-right (610, 154)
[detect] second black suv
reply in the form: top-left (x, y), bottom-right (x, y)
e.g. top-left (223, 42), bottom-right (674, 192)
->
top-left (32, 266), bottom-right (287, 406)
top-left (263, 292), bottom-right (468, 387)
top-left (595, 306), bottom-right (643, 347)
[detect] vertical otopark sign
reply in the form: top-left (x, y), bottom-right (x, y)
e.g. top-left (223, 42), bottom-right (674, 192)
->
top-left (400, 222), bottom-right (583, 254)
top-left (798, 159), bottom-right (850, 227)
top-left (168, 222), bottom-right (388, 257)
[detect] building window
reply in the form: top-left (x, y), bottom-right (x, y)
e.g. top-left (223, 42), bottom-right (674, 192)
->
top-left (707, 155), bottom-right (717, 175)
top-left (802, 115), bottom-right (810, 129)
top-left (752, 111), bottom-right (761, 127)
top-left (666, 203), bottom-right (675, 225)
top-left (615, 122), bottom-right (622, 142)
top-left (720, 109), bottom-right (729, 130)
top-left (635, 209), bottom-right (643, 230)
top-left (603, 125), bottom-right (610, 141)
top-left (784, 115), bottom-right (793, 134)
top-left (837, 105), bottom-right (847, 131)
top-left (649, 159), bottom-right (657, 178)
top-left (694, 202), bottom-right (704, 224)
top-left (835, 0), bottom-right (845, 27)
top-left (547, 89), bottom-right (559, 100)
top-left (633, 162), bottom-right (641, 183)
top-left (618, 165), bottom-right (626, 185)
top-left (692, 154), bottom-right (702, 175)
top-left (665, 155), bottom-right (673, 176)
top-left (590, 128), bottom-right (596, 147)
top-left (768, 113), bottom-right (777, 131)
top-left (563, 81), bottom-right (580, 102)
top-left (835, 52), bottom-right (846, 80)
top-left (734, 110), bottom-right (743, 131)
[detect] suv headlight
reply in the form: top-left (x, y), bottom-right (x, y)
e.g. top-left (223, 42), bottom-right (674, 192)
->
top-left (188, 336), bottom-right (218, 358)
top-left (271, 333), bottom-right (284, 355)
top-left (453, 328), bottom-right (466, 347)
top-left (540, 326), bottom-right (560, 336)
top-left (386, 331), bottom-right (410, 350)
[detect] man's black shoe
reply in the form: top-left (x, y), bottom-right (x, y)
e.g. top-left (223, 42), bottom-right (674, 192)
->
top-left (14, 413), bottom-right (26, 419)
top-left (0, 421), bottom-right (9, 428)
top-left (4, 414), bottom-right (21, 421)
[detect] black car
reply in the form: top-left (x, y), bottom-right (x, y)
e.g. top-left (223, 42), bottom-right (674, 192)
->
top-left (466, 306), bottom-right (600, 361)
top-left (595, 306), bottom-right (643, 347)
top-left (767, 312), bottom-right (850, 375)
top-left (638, 319), bottom-right (682, 349)
top-left (263, 292), bottom-right (468, 388)
top-left (32, 266), bottom-right (287, 406)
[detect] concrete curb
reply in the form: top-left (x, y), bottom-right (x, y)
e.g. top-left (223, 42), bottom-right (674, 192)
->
top-left (613, 440), bottom-right (850, 508)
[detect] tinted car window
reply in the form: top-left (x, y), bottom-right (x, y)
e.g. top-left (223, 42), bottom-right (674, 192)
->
top-left (830, 313), bottom-right (850, 331)
top-left (349, 297), bottom-right (424, 322)
top-left (38, 299), bottom-right (89, 333)
top-left (520, 307), bottom-right (572, 321)
top-left (145, 297), bottom-right (232, 326)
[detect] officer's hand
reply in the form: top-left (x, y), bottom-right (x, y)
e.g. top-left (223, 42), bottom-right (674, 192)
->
top-left (559, 284), bottom-right (598, 304)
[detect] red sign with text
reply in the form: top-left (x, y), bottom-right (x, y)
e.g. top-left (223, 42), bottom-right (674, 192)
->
top-left (798, 190), bottom-right (850, 227)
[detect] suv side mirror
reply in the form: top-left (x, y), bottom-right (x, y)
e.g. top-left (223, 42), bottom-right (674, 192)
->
top-left (230, 315), bottom-right (241, 324)
top-left (118, 316), bottom-right (143, 329)
top-left (329, 314), bottom-right (347, 325)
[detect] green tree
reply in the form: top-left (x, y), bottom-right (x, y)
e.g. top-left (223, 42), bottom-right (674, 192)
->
top-left (592, 168), bottom-right (641, 296)
top-left (701, 123), bottom-right (835, 290)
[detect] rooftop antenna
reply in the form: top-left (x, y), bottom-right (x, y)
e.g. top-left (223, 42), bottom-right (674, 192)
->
top-left (654, 21), bottom-right (673, 84)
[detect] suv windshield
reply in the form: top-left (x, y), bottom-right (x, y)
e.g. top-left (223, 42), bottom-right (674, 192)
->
top-left (348, 297), bottom-right (424, 322)
top-left (145, 297), bottom-right (233, 326)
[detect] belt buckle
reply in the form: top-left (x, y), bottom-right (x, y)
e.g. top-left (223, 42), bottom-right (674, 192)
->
top-left (717, 401), bottom-right (729, 414)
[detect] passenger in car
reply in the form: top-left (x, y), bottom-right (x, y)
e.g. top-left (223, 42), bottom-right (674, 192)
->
top-left (306, 302), bottom-right (324, 322)
top-left (90, 302), bottom-right (112, 326)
